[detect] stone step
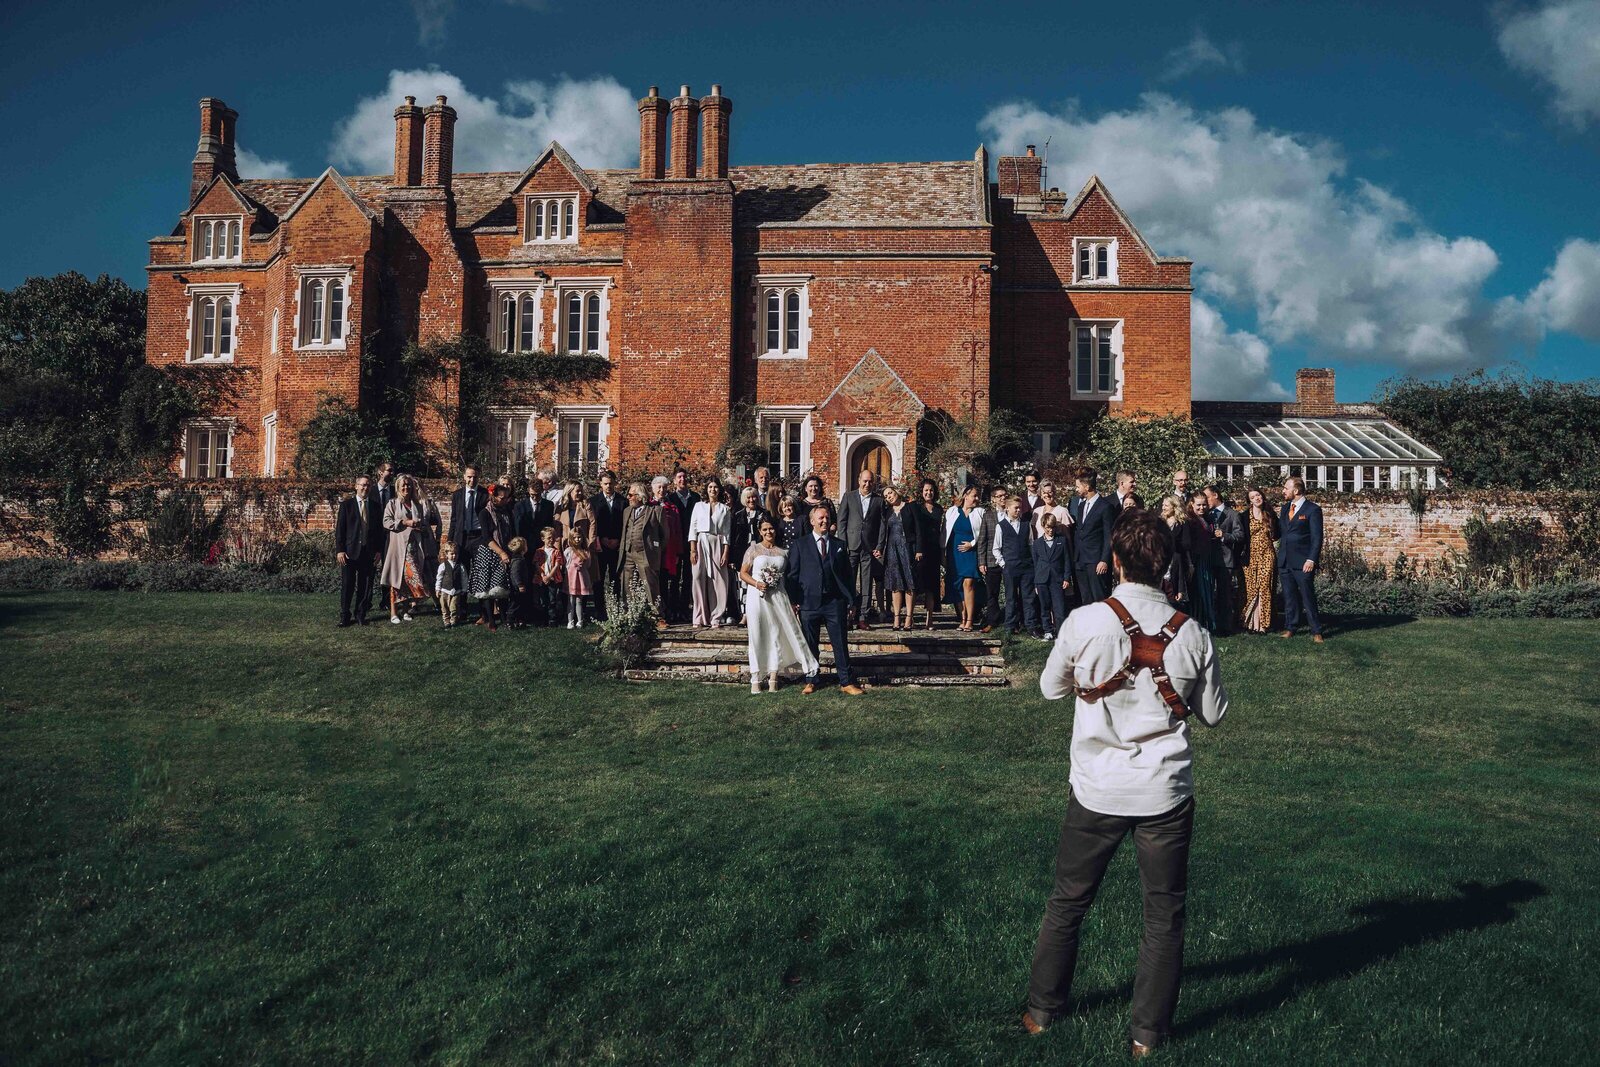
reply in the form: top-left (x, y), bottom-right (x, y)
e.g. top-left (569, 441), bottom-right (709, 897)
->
top-left (644, 646), bottom-right (1006, 669)
top-left (623, 668), bottom-right (1011, 688)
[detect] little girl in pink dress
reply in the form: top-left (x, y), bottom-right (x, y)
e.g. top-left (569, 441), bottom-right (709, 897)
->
top-left (563, 532), bottom-right (593, 628)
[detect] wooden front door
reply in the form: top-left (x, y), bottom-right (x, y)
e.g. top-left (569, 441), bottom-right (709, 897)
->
top-left (851, 440), bottom-right (893, 488)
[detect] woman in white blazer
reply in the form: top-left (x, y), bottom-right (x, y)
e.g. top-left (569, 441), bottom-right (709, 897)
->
top-left (687, 478), bottom-right (733, 628)
top-left (943, 484), bottom-right (986, 630)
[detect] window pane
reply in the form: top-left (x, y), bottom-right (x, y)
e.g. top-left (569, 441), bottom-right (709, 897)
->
top-left (1077, 244), bottom-right (1089, 279)
top-left (218, 298), bottom-right (232, 357)
top-left (563, 199), bottom-right (574, 238)
top-left (784, 290), bottom-right (800, 352)
top-left (215, 430), bottom-right (230, 477)
top-left (196, 431), bottom-right (210, 477)
top-left (1076, 326), bottom-right (1091, 393)
top-left (765, 290), bottom-right (779, 352)
top-left (584, 419), bottom-right (599, 470)
top-left (766, 421), bottom-right (782, 467)
top-left (328, 281), bottom-right (344, 341)
top-left (565, 293), bottom-right (581, 352)
top-left (534, 200), bottom-right (544, 239)
top-left (1096, 244), bottom-right (1108, 278)
top-left (308, 282), bottom-right (324, 342)
top-left (1097, 329), bottom-right (1112, 392)
top-left (786, 421), bottom-right (800, 478)
top-left (520, 294), bottom-right (536, 351)
top-left (229, 221), bottom-right (241, 259)
top-left (584, 292), bottom-right (599, 353)
top-left (202, 299), bottom-right (216, 357)
top-left (499, 294), bottom-right (513, 351)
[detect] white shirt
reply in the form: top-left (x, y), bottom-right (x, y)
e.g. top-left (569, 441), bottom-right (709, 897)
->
top-left (435, 561), bottom-right (462, 595)
top-left (1078, 492), bottom-right (1100, 524)
top-left (1039, 582), bottom-right (1228, 816)
top-left (688, 500), bottom-right (730, 538)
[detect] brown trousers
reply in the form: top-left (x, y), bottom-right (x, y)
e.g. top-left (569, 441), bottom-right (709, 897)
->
top-left (1027, 792), bottom-right (1194, 1048)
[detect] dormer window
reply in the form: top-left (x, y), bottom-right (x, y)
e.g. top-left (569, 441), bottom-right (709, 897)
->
top-left (1074, 238), bottom-right (1117, 284)
top-left (526, 196), bottom-right (577, 244)
top-left (194, 217), bottom-right (242, 263)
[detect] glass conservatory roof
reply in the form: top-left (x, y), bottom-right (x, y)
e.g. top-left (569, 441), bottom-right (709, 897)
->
top-left (1198, 417), bottom-right (1442, 464)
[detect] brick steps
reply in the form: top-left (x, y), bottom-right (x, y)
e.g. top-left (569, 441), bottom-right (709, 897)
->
top-left (627, 623), bottom-right (1012, 688)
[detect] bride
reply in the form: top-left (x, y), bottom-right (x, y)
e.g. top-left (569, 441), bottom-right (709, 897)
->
top-left (737, 517), bottom-right (820, 694)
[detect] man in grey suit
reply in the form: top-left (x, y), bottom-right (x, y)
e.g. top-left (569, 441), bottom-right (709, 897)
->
top-left (618, 481), bottom-right (665, 615)
top-left (1204, 484), bottom-right (1245, 635)
top-left (836, 467), bottom-right (888, 629)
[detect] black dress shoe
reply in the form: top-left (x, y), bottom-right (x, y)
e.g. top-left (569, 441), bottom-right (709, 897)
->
top-left (337, 619), bottom-right (352, 628)
top-left (357, 617), bottom-right (370, 626)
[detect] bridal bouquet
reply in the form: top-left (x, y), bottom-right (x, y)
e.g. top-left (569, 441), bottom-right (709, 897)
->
top-left (754, 558), bottom-right (784, 598)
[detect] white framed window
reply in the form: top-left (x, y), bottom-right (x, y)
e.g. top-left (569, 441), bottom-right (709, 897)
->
top-left (183, 420), bottom-right (234, 478)
top-left (756, 274), bottom-right (812, 359)
top-left (193, 216), bottom-right (243, 263)
top-left (269, 308), bottom-right (280, 355)
top-left (554, 405), bottom-right (610, 480)
top-left (1033, 431), bottom-right (1072, 459)
top-left (1069, 319), bottom-right (1122, 399)
top-left (295, 268), bottom-right (350, 350)
top-left (490, 282), bottom-right (545, 354)
top-left (553, 279), bottom-right (612, 357)
top-left (261, 412), bottom-right (278, 477)
top-left (1073, 237), bottom-right (1118, 284)
top-left (484, 408), bottom-right (537, 481)
top-left (525, 196), bottom-right (578, 244)
top-left (757, 406), bottom-right (814, 481)
top-left (186, 283), bottom-right (240, 363)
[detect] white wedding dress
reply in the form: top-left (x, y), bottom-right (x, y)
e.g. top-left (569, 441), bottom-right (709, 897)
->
top-left (744, 546), bottom-right (821, 677)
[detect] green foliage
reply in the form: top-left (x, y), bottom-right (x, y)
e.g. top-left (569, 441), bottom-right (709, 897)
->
top-left (918, 408), bottom-right (1033, 486)
top-left (139, 491), bottom-right (230, 562)
top-left (1377, 371), bottom-right (1600, 490)
top-left (1086, 412), bottom-right (1212, 500)
top-left (1461, 512), bottom-right (1563, 589)
top-left (0, 559), bottom-right (337, 593)
top-left (1318, 577), bottom-right (1600, 618)
top-left (598, 572), bottom-right (660, 666)
top-left (38, 476), bottom-right (111, 558)
top-left (293, 397), bottom-right (404, 480)
top-left (714, 401), bottom-right (769, 475)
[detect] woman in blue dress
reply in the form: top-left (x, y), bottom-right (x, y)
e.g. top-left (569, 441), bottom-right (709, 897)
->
top-left (943, 484), bottom-right (985, 631)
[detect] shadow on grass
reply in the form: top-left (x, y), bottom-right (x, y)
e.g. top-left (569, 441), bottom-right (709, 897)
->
top-left (1075, 879), bottom-right (1546, 1035)
top-left (1326, 612), bottom-right (1419, 634)
top-left (0, 592), bottom-right (76, 632)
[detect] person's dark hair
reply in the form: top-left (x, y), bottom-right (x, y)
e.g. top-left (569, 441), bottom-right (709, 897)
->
top-left (1075, 468), bottom-right (1098, 490)
top-left (920, 477), bottom-right (940, 502)
top-left (1112, 509), bottom-right (1174, 587)
top-left (803, 474), bottom-right (823, 495)
top-left (490, 483), bottom-right (512, 503)
top-left (1123, 491), bottom-right (1144, 510)
top-left (599, 469), bottom-right (616, 482)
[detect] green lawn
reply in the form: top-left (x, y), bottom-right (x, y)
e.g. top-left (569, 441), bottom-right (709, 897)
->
top-left (1, 592), bottom-right (1596, 1065)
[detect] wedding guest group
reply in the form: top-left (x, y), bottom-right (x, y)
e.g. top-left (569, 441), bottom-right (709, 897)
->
top-left (331, 460), bottom-right (1328, 651)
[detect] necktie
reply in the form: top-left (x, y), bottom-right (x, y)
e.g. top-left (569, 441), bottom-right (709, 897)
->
top-left (817, 536), bottom-right (827, 561)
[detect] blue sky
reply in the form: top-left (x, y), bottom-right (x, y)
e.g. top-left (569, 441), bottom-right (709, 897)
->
top-left (2, 0), bottom-right (1597, 401)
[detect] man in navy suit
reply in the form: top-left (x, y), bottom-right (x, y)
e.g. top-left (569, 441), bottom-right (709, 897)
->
top-left (1068, 470), bottom-right (1117, 605)
top-left (785, 504), bottom-right (865, 695)
top-left (996, 495), bottom-right (1040, 637)
top-left (1032, 511), bottom-right (1071, 639)
top-left (1276, 476), bottom-right (1325, 642)
top-left (333, 474), bottom-right (382, 627)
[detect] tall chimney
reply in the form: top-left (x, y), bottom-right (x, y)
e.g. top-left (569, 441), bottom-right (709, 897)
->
top-left (638, 86), bottom-right (668, 180)
top-left (997, 144), bottom-right (1042, 199)
top-left (191, 97), bottom-right (239, 203)
top-left (668, 84), bottom-right (699, 179)
top-left (698, 84), bottom-right (731, 180)
top-left (393, 96), bottom-right (424, 187)
top-left (422, 95), bottom-right (457, 188)
top-left (1294, 368), bottom-right (1337, 414)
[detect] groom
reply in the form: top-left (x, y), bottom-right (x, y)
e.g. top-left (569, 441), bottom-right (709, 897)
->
top-left (786, 504), bottom-right (865, 695)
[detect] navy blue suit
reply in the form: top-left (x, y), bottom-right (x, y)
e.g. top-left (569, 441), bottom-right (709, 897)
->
top-left (1031, 534), bottom-right (1071, 635)
top-left (1277, 498), bottom-right (1324, 635)
top-left (995, 516), bottom-right (1038, 633)
top-left (1069, 494), bottom-right (1118, 604)
top-left (785, 532), bottom-right (857, 686)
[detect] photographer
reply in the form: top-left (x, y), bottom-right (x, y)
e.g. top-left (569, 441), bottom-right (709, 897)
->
top-left (1022, 509), bottom-right (1228, 1056)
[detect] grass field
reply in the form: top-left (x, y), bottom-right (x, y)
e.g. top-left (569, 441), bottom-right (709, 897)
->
top-left (1, 591), bottom-right (1596, 1065)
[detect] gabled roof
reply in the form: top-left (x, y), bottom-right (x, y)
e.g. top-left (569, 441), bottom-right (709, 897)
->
top-left (276, 167), bottom-right (381, 224)
top-left (508, 141), bottom-right (598, 196)
top-left (183, 171), bottom-right (260, 218)
top-left (1062, 174), bottom-right (1190, 265)
top-left (820, 348), bottom-right (926, 424)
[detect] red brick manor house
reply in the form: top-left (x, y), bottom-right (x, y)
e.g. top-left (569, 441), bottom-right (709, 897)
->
top-left (147, 86), bottom-right (1196, 492)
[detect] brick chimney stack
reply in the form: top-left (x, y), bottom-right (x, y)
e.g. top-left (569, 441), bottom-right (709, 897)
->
top-left (1294, 368), bottom-right (1337, 414)
top-left (997, 144), bottom-right (1043, 200)
top-left (393, 96), bottom-right (424, 187)
top-left (638, 86), bottom-right (668, 180)
top-left (698, 84), bottom-right (731, 180)
top-left (668, 85), bottom-right (700, 179)
top-left (422, 95), bottom-right (457, 188)
top-left (191, 97), bottom-right (239, 203)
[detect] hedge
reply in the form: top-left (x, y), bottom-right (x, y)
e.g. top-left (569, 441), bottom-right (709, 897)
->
top-left (3, 560), bottom-right (1598, 618)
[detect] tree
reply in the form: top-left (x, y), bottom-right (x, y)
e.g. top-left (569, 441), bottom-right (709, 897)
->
top-left (1087, 412), bottom-right (1211, 500)
top-left (1378, 371), bottom-right (1600, 490)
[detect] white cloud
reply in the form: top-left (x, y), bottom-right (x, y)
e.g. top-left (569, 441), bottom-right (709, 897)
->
top-left (330, 69), bottom-right (638, 174)
top-left (1496, 0), bottom-right (1600, 127)
top-left (410, 0), bottom-right (551, 47)
top-left (1526, 238), bottom-right (1600, 340)
top-left (1161, 29), bottom-right (1243, 81)
top-left (1191, 298), bottom-right (1290, 400)
top-left (979, 93), bottom-right (1531, 390)
top-left (236, 147), bottom-right (293, 179)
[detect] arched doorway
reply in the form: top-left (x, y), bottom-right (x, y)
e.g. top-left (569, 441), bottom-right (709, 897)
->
top-left (850, 438), bottom-right (894, 489)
